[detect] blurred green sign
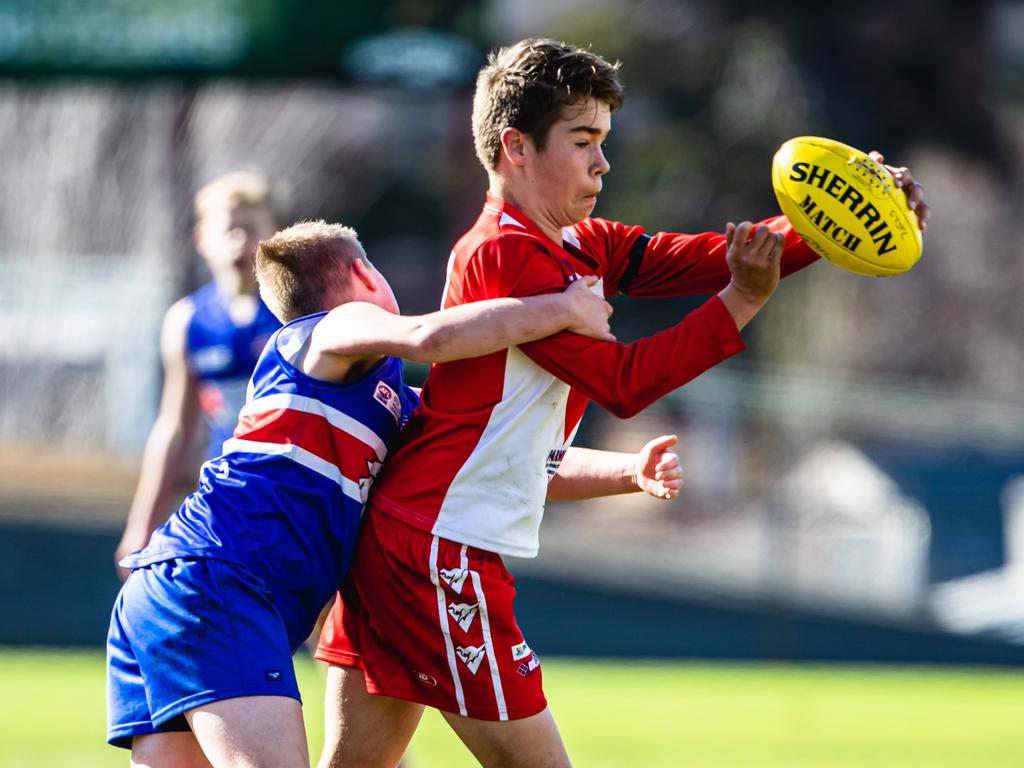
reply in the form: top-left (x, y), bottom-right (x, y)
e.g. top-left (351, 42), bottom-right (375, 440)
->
top-left (0, 0), bottom-right (482, 87)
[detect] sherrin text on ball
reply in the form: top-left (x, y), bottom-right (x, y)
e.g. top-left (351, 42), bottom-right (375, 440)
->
top-left (772, 136), bottom-right (922, 276)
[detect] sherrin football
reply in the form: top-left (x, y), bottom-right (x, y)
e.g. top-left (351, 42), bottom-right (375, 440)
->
top-left (772, 136), bottom-right (922, 276)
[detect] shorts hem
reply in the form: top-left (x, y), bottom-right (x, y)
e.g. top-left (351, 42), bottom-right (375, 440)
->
top-left (363, 677), bottom-right (547, 722)
top-left (108, 686), bottom-right (303, 750)
top-left (106, 719), bottom-right (179, 750)
top-left (314, 646), bottom-right (362, 668)
top-left (149, 685), bottom-right (302, 728)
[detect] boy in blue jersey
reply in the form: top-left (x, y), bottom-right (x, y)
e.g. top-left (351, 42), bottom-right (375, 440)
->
top-left (106, 220), bottom-right (617, 767)
top-left (117, 171), bottom-right (281, 578)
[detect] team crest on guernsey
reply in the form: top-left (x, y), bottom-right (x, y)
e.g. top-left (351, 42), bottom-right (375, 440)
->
top-left (455, 644), bottom-right (486, 675)
top-left (439, 567), bottom-right (469, 594)
top-left (447, 601), bottom-right (479, 632)
top-left (373, 380), bottom-right (402, 424)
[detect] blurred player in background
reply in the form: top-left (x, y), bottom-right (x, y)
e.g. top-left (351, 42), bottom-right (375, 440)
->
top-left (316, 38), bottom-right (929, 768)
top-left (115, 171), bottom-right (281, 575)
top-left (106, 221), bottom-right (617, 767)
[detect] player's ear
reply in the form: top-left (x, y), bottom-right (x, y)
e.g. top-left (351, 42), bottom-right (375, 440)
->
top-left (499, 128), bottom-right (528, 167)
top-left (349, 257), bottom-right (379, 294)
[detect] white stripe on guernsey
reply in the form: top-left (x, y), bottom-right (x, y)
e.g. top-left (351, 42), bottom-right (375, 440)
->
top-left (239, 393), bottom-right (387, 460)
top-left (429, 536), bottom-right (468, 717)
top-left (221, 438), bottom-right (363, 503)
top-left (470, 567), bottom-right (508, 720)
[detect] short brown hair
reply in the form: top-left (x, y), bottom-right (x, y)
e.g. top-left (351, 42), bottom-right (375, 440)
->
top-left (472, 38), bottom-right (624, 170)
top-left (194, 170), bottom-right (272, 220)
top-left (254, 221), bottom-right (367, 322)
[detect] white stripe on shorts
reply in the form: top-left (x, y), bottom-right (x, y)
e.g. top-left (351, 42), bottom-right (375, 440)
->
top-left (429, 536), bottom-right (467, 716)
top-left (470, 567), bottom-right (508, 720)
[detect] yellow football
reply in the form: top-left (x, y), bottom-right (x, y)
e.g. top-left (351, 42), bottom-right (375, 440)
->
top-left (771, 136), bottom-right (922, 276)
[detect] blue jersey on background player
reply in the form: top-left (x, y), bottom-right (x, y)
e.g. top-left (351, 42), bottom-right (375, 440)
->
top-left (185, 280), bottom-right (280, 459)
top-left (105, 220), bottom-right (613, 766)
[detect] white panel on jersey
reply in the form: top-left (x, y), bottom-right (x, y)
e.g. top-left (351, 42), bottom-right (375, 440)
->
top-left (431, 348), bottom-right (573, 558)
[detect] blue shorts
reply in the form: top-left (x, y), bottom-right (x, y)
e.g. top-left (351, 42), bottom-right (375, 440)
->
top-left (106, 557), bottom-right (301, 749)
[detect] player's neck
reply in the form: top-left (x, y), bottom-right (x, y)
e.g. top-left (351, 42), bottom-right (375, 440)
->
top-left (488, 178), bottom-right (563, 246)
top-left (213, 267), bottom-right (258, 299)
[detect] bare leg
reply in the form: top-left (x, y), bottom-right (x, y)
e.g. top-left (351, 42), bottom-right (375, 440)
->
top-left (185, 695), bottom-right (309, 768)
top-left (130, 731), bottom-right (214, 768)
top-left (318, 664), bottom-right (423, 768)
top-left (441, 707), bottom-right (572, 768)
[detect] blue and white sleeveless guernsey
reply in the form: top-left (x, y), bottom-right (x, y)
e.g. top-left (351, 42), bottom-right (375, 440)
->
top-left (185, 282), bottom-right (281, 459)
top-left (125, 309), bottom-right (417, 644)
top-left (107, 311), bottom-right (418, 748)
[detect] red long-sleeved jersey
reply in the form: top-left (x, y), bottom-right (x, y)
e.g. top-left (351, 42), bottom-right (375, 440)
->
top-left (370, 193), bottom-right (816, 557)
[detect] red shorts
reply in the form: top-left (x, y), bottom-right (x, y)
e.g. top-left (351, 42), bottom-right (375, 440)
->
top-left (315, 507), bottom-right (546, 721)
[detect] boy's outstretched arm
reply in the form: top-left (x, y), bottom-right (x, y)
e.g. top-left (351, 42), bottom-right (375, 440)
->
top-left (306, 276), bottom-right (613, 381)
top-left (515, 220), bottom-right (784, 419)
top-left (547, 435), bottom-right (682, 501)
top-left (115, 299), bottom-right (201, 577)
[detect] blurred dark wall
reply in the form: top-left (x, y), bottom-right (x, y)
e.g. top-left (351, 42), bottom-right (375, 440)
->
top-left (5, 522), bottom-right (1024, 665)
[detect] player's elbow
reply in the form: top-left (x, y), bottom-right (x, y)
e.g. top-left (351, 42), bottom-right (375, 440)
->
top-left (595, 393), bottom-right (645, 419)
top-left (404, 322), bottom-right (452, 363)
top-left (594, 381), bottom-right (658, 418)
top-left (607, 401), bottom-right (643, 419)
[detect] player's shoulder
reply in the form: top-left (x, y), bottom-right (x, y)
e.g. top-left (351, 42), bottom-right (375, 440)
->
top-left (164, 295), bottom-right (197, 335)
top-left (158, 297), bottom-right (198, 362)
top-left (571, 216), bottom-right (645, 244)
top-left (451, 227), bottom-right (554, 280)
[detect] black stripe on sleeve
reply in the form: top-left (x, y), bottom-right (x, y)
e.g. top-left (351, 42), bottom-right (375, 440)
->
top-left (618, 234), bottom-right (651, 295)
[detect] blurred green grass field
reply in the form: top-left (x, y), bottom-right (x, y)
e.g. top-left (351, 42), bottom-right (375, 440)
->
top-left (2, 648), bottom-right (1023, 767)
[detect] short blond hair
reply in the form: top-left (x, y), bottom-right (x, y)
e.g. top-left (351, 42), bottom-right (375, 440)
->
top-left (254, 220), bottom-right (367, 322)
top-left (194, 170), bottom-right (272, 220)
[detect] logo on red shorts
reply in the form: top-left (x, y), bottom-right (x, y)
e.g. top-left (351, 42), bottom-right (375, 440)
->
top-left (414, 670), bottom-right (438, 687)
top-left (516, 656), bottom-right (541, 677)
top-left (439, 567), bottom-right (469, 594)
top-left (511, 641), bottom-right (532, 661)
top-left (455, 644), bottom-right (486, 675)
top-left (447, 601), bottom-right (479, 632)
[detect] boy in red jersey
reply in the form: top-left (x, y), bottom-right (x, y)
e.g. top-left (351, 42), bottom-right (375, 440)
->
top-left (316, 39), bottom-right (930, 767)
